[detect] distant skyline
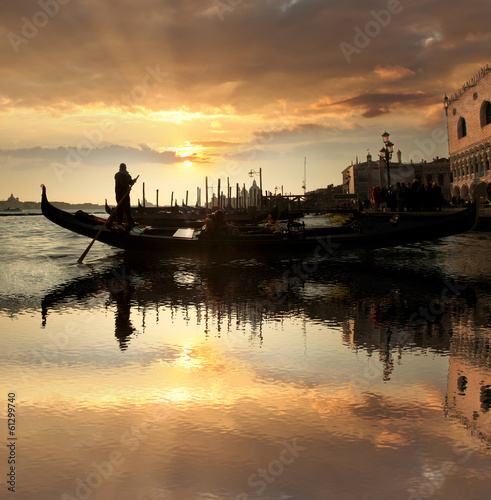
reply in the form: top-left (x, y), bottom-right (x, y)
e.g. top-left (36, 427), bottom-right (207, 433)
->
top-left (2, 0), bottom-right (490, 204)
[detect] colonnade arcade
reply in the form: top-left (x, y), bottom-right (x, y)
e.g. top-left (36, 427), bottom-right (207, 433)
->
top-left (450, 142), bottom-right (491, 198)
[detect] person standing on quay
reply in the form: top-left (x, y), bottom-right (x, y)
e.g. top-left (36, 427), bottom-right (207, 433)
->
top-left (115, 163), bottom-right (136, 226)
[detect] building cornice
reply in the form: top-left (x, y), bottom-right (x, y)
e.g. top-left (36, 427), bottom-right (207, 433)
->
top-left (449, 139), bottom-right (491, 158)
top-left (446, 64), bottom-right (491, 105)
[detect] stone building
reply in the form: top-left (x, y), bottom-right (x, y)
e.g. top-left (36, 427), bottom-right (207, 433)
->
top-left (341, 152), bottom-right (452, 204)
top-left (209, 179), bottom-right (262, 209)
top-left (0, 194), bottom-right (23, 209)
top-left (248, 179), bottom-right (262, 207)
top-left (444, 64), bottom-right (491, 200)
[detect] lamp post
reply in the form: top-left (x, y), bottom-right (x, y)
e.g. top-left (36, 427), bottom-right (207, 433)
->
top-left (248, 168), bottom-right (263, 208)
top-left (379, 131), bottom-right (394, 188)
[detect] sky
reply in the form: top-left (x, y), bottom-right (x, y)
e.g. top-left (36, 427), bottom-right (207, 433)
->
top-left (1, 0), bottom-right (491, 205)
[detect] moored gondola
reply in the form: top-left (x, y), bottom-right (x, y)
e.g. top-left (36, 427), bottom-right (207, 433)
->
top-left (105, 200), bottom-right (282, 227)
top-left (41, 185), bottom-right (478, 256)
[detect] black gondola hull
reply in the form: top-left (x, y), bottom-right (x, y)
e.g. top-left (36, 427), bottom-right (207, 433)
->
top-left (42, 186), bottom-right (478, 255)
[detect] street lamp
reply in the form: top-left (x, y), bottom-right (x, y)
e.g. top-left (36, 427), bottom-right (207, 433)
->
top-left (248, 168), bottom-right (263, 208)
top-left (379, 131), bottom-right (394, 188)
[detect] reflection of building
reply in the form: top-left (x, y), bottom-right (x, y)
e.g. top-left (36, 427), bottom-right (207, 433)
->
top-left (446, 325), bottom-right (491, 446)
top-left (444, 65), bottom-right (491, 201)
top-left (341, 152), bottom-right (452, 203)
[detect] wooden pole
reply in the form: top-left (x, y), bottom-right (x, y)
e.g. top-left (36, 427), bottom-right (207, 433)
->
top-left (186, 190), bottom-right (188, 206)
top-left (227, 177), bottom-right (230, 211)
top-left (171, 191), bottom-right (174, 207)
top-left (156, 189), bottom-right (159, 207)
top-left (259, 167), bottom-right (262, 208)
top-left (77, 176), bottom-right (139, 263)
top-left (217, 179), bottom-right (221, 209)
top-left (143, 182), bottom-right (146, 207)
top-left (205, 177), bottom-right (208, 215)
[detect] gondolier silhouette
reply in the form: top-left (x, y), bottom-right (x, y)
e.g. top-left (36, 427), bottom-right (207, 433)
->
top-left (115, 163), bottom-right (137, 226)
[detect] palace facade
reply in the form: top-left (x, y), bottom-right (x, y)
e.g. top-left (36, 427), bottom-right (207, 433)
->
top-left (444, 64), bottom-right (491, 200)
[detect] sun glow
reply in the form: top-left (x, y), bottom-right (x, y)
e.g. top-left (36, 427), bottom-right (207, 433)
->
top-left (176, 143), bottom-right (199, 155)
top-left (172, 141), bottom-right (205, 166)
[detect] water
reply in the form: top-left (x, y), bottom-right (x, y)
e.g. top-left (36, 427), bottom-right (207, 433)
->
top-left (1, 214), bottom-right (491, 499)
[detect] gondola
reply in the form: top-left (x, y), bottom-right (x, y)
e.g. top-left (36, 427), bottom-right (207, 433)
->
top-left (42, 185), bottom-right (478, 255)
top-left (104, 200), bottom-right (205, 227)
top-left (105, 200), bottom-right (283, 226)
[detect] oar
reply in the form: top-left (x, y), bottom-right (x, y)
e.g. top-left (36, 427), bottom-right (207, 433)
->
top-left (77, 176), bottom-right (139, 264)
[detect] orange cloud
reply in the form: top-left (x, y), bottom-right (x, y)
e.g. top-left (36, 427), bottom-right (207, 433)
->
top-left (374, 65), bottom-right (416, 80)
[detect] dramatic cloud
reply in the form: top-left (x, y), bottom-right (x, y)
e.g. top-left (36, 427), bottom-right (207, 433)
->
top-left (2, 0), bottom-right (489, 113)
top-left (251, 123), bottom-right (343, 144)
top-left (1, 0), bottom-right (490, 202)
top-left (0, 144), bottom-right (181, 168)
top-left (373, 65), bottom-right (416, 80)
top-left (328, 92), bottom-right (432, 118)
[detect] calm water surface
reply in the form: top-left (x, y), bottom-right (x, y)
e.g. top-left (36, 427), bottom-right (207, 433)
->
top-left (1, 214), bottom-right (491, 500)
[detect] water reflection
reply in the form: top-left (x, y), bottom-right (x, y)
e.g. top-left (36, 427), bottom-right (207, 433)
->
top-left (5, 238), bottom-right (491, 499)
top-left (446, 325), bottom-right (491, 447)
top-left (113, 278), bottom-right (137, 350)
top-left (39, 251), bottom-right (491, 362)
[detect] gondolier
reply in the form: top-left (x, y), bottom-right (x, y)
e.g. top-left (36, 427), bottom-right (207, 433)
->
top-left (115, 163), bottom-right (137, 226)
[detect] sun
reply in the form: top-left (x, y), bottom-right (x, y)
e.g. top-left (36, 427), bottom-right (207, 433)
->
top-left (174, 141), bottom-right (203, 166)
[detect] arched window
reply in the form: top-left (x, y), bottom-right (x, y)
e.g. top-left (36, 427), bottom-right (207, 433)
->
top-left (481, 101), bottom-right (491, 127)
top-left (457, 117), bottom-right (467, 139)
top-left (481, 385), bottom-right (491, 413)
top-left (457, 375), bottom-right (468, 394)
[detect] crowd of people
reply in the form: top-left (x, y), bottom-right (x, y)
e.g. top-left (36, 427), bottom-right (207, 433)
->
top-left (371, 180), bottom-right (445, 212)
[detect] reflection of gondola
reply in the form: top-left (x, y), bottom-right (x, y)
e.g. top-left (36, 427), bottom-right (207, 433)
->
top-left (42, 185), bottom-right (478, 254)
top-left (41, 267), bottom-right (138, 350)
top-left (39, 252), bottom-right (481, 353)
